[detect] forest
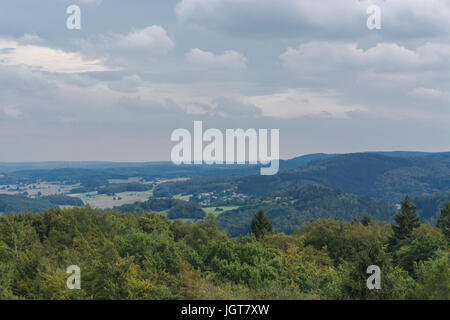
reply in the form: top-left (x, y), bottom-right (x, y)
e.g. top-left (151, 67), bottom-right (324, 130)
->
top-left (0, 194), bottom-right (84, 213)
top-left (115, 198), bottom-right (206, 220)
top-left (0, 196), bottom-right (448, 300)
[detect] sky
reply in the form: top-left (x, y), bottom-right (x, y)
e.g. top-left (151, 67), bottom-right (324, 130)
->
top-left (0, 0), bottom-right (449, 162)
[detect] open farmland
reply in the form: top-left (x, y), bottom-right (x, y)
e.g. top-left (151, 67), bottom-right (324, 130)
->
top-left (0, 182), bottom-right (79, 197)
top-left (69, 190), bottom-right (154, 209)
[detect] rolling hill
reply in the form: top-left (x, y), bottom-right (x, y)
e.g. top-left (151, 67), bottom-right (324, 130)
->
top-left (237, 153), bottom-right (450, 202)
top-left (218, 184), bottom-right (396, 236)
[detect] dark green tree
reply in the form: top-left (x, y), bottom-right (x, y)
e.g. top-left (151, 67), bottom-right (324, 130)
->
top-left (389, 195), bottom-right (420, 253)
top-left (437, 202), bottom-right (450, 240)
top-left (361, 214), bottom-right (372, 226)
top-left (249, 209), bottom-right (273, 239)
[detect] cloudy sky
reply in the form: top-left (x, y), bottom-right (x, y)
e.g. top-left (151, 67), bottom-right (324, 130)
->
top-left (0, 0), bottom-right (449, 162)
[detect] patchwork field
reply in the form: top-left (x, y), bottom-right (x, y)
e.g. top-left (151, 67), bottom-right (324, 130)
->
top-left (69, 190), bottom-right (154, 209)
top-left (0, 179), bottom-right (238, 214)
top-left (0, 182), bottom-right (80, 197)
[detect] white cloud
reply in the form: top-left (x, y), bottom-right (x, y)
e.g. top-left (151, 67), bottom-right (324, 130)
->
top-left (0, 37), bottom-right (113, 73)
top-left (75, 26), bottom-right (175, 69)
top-left (186, 48), bottom-right (247, 69)
top-left (247, 88), bottom-right (363, 119)
top-left (0, 27), bottom-right (174, 74)
top-left (116, 26), bottom-right (174, 53)
top-left (3, 106), bottom-right (23, 119)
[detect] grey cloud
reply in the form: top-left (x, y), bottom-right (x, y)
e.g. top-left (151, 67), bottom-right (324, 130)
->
top-left (280, 42), bottom-right (450, 74)
top-left (176, 0), bottom-right (450, 40)
top-left (75, 25), bottom-right (175, 66)
top-left (186, 48), bottom-right (248, 69)
top-left (211, 96), bottom-right (262, 117)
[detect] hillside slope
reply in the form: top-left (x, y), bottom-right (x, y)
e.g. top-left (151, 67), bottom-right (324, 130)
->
top-left (218, 184), bottom-right (396, 236)
top-left (237, 153), bottom-right (450, 202)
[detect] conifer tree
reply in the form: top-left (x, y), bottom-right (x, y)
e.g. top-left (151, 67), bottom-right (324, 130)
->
top-left (389, 195), bottom-right (420, 252)
top-left (249, 209), bottom-right (273, 239)
top-left (437, 202), bottom-right (450, 240)
top-left (361, 214), bottom-right (372, 226)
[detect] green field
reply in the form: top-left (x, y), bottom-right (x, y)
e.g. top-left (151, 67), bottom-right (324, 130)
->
top-left (173, 194), bottom-right (192, 201)
top-left (203, 206), bottom-right (240, 216)
top-left (154, 209), bottom-right (170, 217)
top-left (69, 190), bottom-right (154, 209)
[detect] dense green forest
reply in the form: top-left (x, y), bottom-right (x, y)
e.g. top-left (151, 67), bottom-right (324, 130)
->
top-left (0, 194), bottom-right (83, 214)
top-left (40, 195), bottom-right (84, 207)
top-left (412, 192), bottom-right (450, 223)
top-left (237, 154), bottom-right (450, 202)
top-left (0, 194), bottom-right (53, 214)
top-left (218, 185), bottom-right (396, 236)
top-left (0, 197), bottom-right (448, 300)
top-left (115, 198), bottom-right (205, 220)
top-left (97, 183), bottom-right (152, 195)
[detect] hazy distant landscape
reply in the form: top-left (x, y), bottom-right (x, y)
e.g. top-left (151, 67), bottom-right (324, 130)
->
top-left (1, 151), bottom-right (449, 230)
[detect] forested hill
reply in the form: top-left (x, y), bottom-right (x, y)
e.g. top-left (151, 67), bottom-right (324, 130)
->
top-left (413, 191), bottom-right (450, 223)
top-left (218, 184), bottom-right (396, 236)
top-left (237, 153), bottom-right (450, 202)
top-left (0, 194), bottom-right (83, 214)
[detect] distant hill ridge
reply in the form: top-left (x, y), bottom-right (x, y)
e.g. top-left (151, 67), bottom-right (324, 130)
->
top-left (280, 151), bottom-right (450, 169)
top-left (1, 151), bottom-right (449, 173)
top-left (238, 152), bottom-right (450, 202)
